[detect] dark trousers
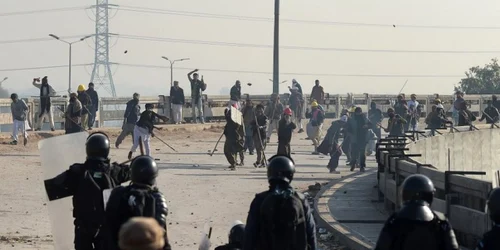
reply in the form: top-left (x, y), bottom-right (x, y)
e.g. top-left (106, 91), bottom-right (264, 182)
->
top-left (342, 137), bottom-right (351, 162)
top-left (328, 149), bottom-right (341, 171)
top-left (277, 142), bottom-right (291, 157)
top-left (244, 135), bottom-right (254, 153)
top-left (88, 105), bottom-right (97, 128)
top-left (253, 135), bottom-right (267, 164)
top-left (224, 140), bottom-right (237, 166)
top-left (350, 141), bottom-right (367, 169)
top-left (74, 225), bottom-right (103, 250)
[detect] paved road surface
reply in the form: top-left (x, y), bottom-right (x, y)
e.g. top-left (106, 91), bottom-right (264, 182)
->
top-left (0, 126), bottom-right (354, 249)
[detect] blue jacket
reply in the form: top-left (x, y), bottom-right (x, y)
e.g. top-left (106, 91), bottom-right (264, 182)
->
top-left (244, 186), bottom-right (317, 250)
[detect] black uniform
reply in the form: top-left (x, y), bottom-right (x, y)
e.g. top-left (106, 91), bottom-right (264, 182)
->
top-left (244, 155), bottom-right (317, 250)
top-left (475, 187), bottom-right (500, 250)
top-left (252, 110), bottom-right (268, 167)
top-left (375, 174), bottom-right (459, 250)
top-left (277, 118), bottom-right (296, 157)
top-left (44, 133), bottom-right (130, 250)
top-left (104, 184), bottom-right (171, 250)
top-left (104, 156), bottom-right (171, 250)
top-left (224, 109), bottom-right (244, 169)
top-left (318, 120), bottom-right (344, 172)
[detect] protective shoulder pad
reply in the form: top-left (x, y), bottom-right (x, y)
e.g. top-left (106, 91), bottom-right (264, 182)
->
top-left (69, 163), bottom-right (85, 176)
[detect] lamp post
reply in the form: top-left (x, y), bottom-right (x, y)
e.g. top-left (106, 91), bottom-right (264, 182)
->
top-left (0, 77), bottom-right (8, 86)
top-left (273, 0), bottom-right (280, 94)
top-left (161, 56), bottom-right (190, 87)
top-left (49, 34), bottom-right (93, 94)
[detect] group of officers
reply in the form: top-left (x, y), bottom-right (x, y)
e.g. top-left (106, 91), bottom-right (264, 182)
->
top-left (42, 130), bottom-right (500, 250)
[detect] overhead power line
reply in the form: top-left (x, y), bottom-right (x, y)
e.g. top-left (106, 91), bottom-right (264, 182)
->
top-left (114, 62), bottom-right (463, 78)
top-left (0, 6), bottom-right (88, 17)
top-left (0, 64), bottom-right (92, 72)
top-left (0, 35), bottom-right (92, 45)
top-left (114, 34), bottom-right (500, 54)
top-left (116, 5), bottom-right (500, 30)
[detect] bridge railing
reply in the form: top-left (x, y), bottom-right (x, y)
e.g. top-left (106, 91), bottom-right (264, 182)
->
top-left (376, 128), bottom-right (494, 249)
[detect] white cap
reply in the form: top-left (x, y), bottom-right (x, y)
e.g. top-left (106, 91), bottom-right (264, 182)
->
top-left (340, 115), bottom-right (348, 122)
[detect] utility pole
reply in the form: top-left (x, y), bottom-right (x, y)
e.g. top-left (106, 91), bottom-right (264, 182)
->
top-left (161, 56), bottom-right (190, 87)
top-left (272, 0), bottom-right (280, 94)
top-left (90, 0), bottom-right (118, 97)
top-left (49, 34), bottom-right (92, 94)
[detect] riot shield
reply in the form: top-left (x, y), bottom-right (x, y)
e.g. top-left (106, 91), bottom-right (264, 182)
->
top-left (38, 132), bottom-right (89, 250)
top-left (230, 106), bottom-right (243, 125)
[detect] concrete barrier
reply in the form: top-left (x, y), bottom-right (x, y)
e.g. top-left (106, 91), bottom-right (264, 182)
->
top-left (377, 125), bottom-right (498, 249)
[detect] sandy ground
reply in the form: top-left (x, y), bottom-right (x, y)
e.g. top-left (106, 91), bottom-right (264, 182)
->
top-left (0, 121), bottom-right (354, 250)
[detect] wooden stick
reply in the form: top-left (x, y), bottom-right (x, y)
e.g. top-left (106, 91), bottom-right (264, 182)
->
top-left (139, 136), bottom-right (145, 155)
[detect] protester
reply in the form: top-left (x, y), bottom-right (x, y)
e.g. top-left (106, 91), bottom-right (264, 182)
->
top-left (393, 95), bottom-right (408, 129)
top-left (479, 100), bottom-right (500, 124)
top-left (290, 79), bottom-right (303, 95)
top-left (406, 94), bottom-right (420, 131)
top-left (244, 155), bottom-right (317, 250)
top-left (493, 94), bottom-right (500, 111)
top-left (289, 86), bottom-right (304, 133)
top-left (310, 79), bottom-right (325, 104)
top-left (345, 107), bottom-right (371, 172)
top-left (252, 104), bottom-right (268, 168)
top-left (223, 106), bottom-right (245, 170)
top-left (229, 80), bottom-right (242, 110)
top-left (368, 101), bottom-right (383, 153)
top-left (118, 217), bottom-right (166, 250)
top-left (435, 98), bottom-right (446, 118)
top-left (264, 93), bottom-right (284, 143)
top-left (453, 91), bottom-right (465, 125)
top-left (188, 69), bottom-right (207, 124)
top-left (318, 115), bottom-right (347, 174)
top-left (341, 112), bottom-right (352, 164)
top-left (169, 81), bottom-right (185, 124)
top-left (385, 108), bottom-right (406, 137)
top-left (10, 93), bottom-right (28, 146)
top-left (32, 76), bottom-right (56, 131)
top-left (86, 82), bottom-right (99, 129)
top-left (457, 101), bottom-right (476, 127)
top-left (241, 98), bottom-right (255, 155)
top-left (64, 93), bottom-right (83, 134)
top-left (116, 93), bottom-right (140, 149)
top-left (77, 84), bottom-right (92, 130)
top-left (305, 101), bottom-right (324, 155)
top-left (277, 108), bottom-right (297, 157)
top-left (128, 104), bottom-right (169, 160)
top-left (425, 105), bottom-right (448, 136)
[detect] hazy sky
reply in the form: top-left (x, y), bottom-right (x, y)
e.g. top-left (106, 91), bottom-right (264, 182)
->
top-left (2, 0), bottom-right (500, 98)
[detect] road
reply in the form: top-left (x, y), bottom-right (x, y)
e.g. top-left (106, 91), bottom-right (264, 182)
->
top-left (0, 125), bottom-right (346, 249)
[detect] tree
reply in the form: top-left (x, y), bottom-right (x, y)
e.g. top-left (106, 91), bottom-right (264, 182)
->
top-left (457, 58), bottom-right (500, 94)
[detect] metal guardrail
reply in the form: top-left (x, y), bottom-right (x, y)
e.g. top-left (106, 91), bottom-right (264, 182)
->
top-left (376, 127), bottom-right (494, 249)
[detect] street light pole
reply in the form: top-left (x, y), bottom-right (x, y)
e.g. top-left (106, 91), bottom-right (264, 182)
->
top-left (273, 0), bottom-right (280, 94)
top-left (161, 56), bottom-right (190, 87)
top-left (0, 77), bottom-right (8, 86)
top-left (49, 34), bottom-right (93, 94)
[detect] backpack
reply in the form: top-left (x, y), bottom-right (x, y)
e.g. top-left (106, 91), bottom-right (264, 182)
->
top-left (391, 215), bottom-right (445, 250)
top-left (259, 188), bottom-right (308, 250)
top-left (126, 186), bottom-right (157, 218)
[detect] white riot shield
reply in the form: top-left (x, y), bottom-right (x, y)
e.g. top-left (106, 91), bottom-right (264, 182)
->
top-left (38, 132), bottom-right (89, 250)
top-left (231, 106), bottom-right (243, 125)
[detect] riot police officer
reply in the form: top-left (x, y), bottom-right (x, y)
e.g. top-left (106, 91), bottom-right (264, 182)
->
top-left (475, 187), bottom-right (500, 250)
top-left (244, 155), bottom-right (317, 250)
top-left (215, 221), bottom-right (245, 250)
top-left (44, 132), bottom-right (131, 250)
top-left (104, 156), bottom-right (171, 250)
top-left (374, 174), bottom-right (459, 250)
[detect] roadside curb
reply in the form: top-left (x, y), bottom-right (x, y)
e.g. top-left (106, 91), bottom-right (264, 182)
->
top-left (313, 170), bottom-right (377, 250)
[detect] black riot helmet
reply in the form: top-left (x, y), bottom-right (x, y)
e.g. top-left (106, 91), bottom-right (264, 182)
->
top-left (228, 221), bottom-right (245, 246)
top-left (86, 132), bottom-right (110, 160)
top-left (130, 156), bottom-right (158, 186)
top-left (401, 174), bottom-right (435, 205)
top-left (487, 188), bottom-right (500, 223)
top-left (267, 155), bottom-right (296, 184)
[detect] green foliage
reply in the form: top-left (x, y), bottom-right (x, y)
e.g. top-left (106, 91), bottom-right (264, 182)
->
top-left (458, 58), bottom-right (500, 94)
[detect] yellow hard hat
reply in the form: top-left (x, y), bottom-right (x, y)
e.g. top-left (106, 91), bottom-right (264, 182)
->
top-left (311, 101), bottom-right (318, 107)
top-left (77, 84), bottom-right (86, 92)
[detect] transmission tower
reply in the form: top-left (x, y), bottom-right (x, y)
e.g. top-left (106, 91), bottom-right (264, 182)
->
top-left (90, 0), bottom-right (117, 97)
